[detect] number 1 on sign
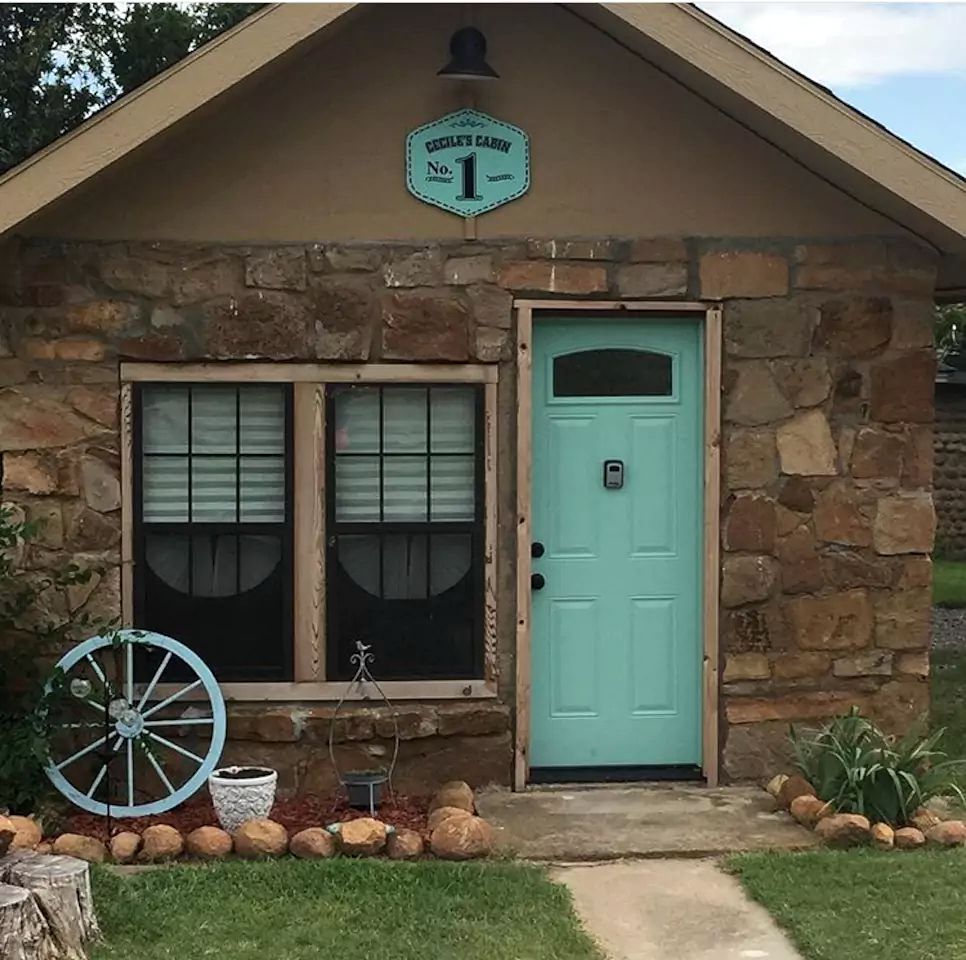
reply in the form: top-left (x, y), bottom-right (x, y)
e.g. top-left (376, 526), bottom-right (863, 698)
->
top-left (456, 153), bottom-right (482, 201)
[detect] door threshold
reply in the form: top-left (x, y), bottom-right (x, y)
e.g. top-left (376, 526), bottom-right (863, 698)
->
top-left (528, 764), bottom-right (703, 785)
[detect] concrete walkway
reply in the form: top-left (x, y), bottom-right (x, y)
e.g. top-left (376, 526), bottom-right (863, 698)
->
top-left (477, 784), bottom-right (816, 860)
top-left (554, 859), bottom-right (804, 960)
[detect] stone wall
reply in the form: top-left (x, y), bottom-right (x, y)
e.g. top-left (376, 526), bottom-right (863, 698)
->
top-left (934, 383), bottom-right (966, 558)
top-left (0, 234), bottom-right (937, 787)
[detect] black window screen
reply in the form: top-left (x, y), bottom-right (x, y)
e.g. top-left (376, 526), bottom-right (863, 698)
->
top-left (133, 383), bottom-right (293, 681)
top-left (554, 349), bottom-right (672, 397)
top-left (327, 384), bottom-right (483, 680)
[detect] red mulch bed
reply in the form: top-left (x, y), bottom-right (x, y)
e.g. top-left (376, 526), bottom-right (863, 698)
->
top-left (62, 792), bottom-right (431, 843)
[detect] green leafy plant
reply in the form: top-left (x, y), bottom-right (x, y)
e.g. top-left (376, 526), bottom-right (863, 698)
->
top-left (0, 504), bottom-right (113, 814)
top-left (789, 707), bottom-right (966, 826)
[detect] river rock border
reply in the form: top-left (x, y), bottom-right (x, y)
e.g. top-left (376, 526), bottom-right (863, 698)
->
top-left (766, 773), bottom-right (966, 850)
top-left (6, 781), bottom-right (496, 865)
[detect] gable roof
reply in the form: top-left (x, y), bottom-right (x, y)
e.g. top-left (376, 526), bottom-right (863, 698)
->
top-left (2, 1), bottom-right (965, 291)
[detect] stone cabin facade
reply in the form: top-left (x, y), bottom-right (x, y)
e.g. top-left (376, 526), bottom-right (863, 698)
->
top-left (1, 3), bottom-right (965, 794)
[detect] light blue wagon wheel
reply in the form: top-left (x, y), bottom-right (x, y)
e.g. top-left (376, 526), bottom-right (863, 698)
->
top-left (45, 630), bottom-right (226, 817)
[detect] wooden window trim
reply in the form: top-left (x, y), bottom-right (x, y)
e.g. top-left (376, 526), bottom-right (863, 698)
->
top-left (121, 362), bottom-right (499, 701)
top-left (512, 299), bottom-right (721, 789)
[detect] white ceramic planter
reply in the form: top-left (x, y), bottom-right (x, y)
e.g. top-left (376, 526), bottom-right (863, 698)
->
top-left (208, 766), bottom-right (278, 833)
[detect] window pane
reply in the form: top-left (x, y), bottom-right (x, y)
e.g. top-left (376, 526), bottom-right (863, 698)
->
top-left (335, 387), bottom-right (379, 453)
top-left (553, 349), bottom-right (672, 397)
top-left (336, 456), bottom-right (380, 522)
top-left (191, 456), bottom-right (237, 522)
top-left (338, 535), bottom-right (380, 595)
top-left (431, 387), bottom-right (475, 452)
top-left (142, 387), bottom-right (188, 454)
top-left (192, 385), bottom-right (237, 454)
top-left (241, 386), bottom-right (285, 454)
top-left (240, 456), bottom-right (285, 522)
top-left (430, 457), bottom-right (475, 520)
top-left (430, 533), bottom-right (472, 595)
top-left (383, 388), bottom-right (427, 453)
top-left (142, 456), bottom-right (189, 522)
top-left (383, 534), bottom-right (427, 599)
top-left (383, 456), bottom-right (428, 521)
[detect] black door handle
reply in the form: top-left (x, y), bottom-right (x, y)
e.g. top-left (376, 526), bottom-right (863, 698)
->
top-left (531, 573), bottom-right (546, 591)
top-left (531, 541), bottom-right (545, 558)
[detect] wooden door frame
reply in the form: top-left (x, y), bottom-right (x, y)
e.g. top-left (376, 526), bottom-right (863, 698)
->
top-left (513, 299), bottom-right (723, 790)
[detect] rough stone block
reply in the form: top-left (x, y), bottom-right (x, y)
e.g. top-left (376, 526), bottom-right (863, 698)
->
top-left (725, 362), bottom-right (792, 426)
top-left (615, 263), bottom-right (687, 297)
top-left (850, 427), bottom-right (905, 479)
top-left (813, 483), bottom-right (873, 547)
top-left (699, 251), bottom-right (789, 299)
top-left (66, 385), bottom-right (118, 428)
top-left (869, 352), bottom-right (935, 423)
top-left (784, 590), bottom-right (873, 651)
top-left (437, 702), bottom-right (510, 737)
top-left (822, 549), bottom-right (898, 590)
top-left (0, 390), bottom-right (104, 451)
top-left (444, 256), bottom-right (494, 285)
top-left (832, 651), bottom-right (893, 677)
top-left (776, 410), bottom-right (838, 476)
top-left (721, 604), bottom-right (786, 653)
top-left (721, 555), bottom-right (778, 608)
top-left (723, 720), bottom-right (795, 780)
top-left (245, 248), bottom-right (307, 291)
top-left (771, 652), bottom-right (830, 680)
top-left (724, 299), bottom-right (813, 358)
top-left (309, 277), bottom-right (377, 360)
top-left (382, 249), bottom-right (445, 288)
top-left (474, 326), bottom-right (510, 362)
top-left (874, 588), bottom-right (931, 650)
top-left (725, 429), bottom-right (778, 489)
top-left (497, 261), bottom-right (608, 294)
top-left (723, 495), bottom-right (776, 552)
top-left (726, 690), bottom-right (867, 724)
top-left (814, 298), bottom-right (892, 357)
top-left (895, 651), bottom-right (929, 678)
top-left (723, 652), bottom-right (771, 682)
top-left (873, 495), bottom-right (935, 555)
top-left (628, 238), bottom-right (687, 262)
top-left (312, 244), bottom-right (383, 273)
top-left (204, 292), bottom-right (312, 359)
top-left (381, 291), bottom-right (469, 361)
top-left (770, 358), bottom-right (830, 408)
top-left (527, 239), bottom-right (617, 260)
top-left (81, 455), bottom-right (121, 513)
top-left (118, 334), bottom-right (185, 361)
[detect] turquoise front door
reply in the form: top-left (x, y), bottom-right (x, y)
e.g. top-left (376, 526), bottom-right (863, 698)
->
top-left (530, 316), bottom-right (703, 770)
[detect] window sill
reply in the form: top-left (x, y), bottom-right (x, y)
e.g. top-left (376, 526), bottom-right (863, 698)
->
top-left (151, 679), bottom-right (498, 702)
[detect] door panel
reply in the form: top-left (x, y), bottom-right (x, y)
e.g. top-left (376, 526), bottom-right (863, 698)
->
top-left (530, 317), bottom-right (703, 770)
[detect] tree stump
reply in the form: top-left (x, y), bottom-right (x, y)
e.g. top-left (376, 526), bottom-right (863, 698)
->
top-left (0, 884), bottom-right (59, 960)
top-left (4, 857), bottom-right (98, 960)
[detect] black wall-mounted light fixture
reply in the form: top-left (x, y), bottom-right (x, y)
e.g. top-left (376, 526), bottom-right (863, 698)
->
top-left (437, 26), bottom-right (499, 80)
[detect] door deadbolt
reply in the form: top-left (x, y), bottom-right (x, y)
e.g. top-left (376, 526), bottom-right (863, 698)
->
top-left (531, 573), bottom-right (546, 591)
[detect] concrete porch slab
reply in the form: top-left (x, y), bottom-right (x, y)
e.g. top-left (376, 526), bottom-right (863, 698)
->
top-left (476, 783), bottom-right (817, 860)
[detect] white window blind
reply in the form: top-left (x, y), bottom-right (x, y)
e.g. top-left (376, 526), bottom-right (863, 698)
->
top-left (334, 386), bottom-right (476, 523)
top-left (141, 384), bottom-right (286, 523)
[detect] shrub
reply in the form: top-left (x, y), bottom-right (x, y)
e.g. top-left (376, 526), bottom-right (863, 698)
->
top-left (789, 707), bottom-right (965, 826)
top-left (0, 504), bottom-right (112, 814)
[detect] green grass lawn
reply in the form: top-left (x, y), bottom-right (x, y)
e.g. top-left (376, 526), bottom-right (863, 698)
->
top-left (933, 559), bottom-right (966, 607)
top-left (90, 859), bottom-right (601, 960)
top-left (728, 849), bottom-right (966, 960)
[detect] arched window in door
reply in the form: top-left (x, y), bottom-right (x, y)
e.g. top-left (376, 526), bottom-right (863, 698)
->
top-left (553, 349), bottom-right (673, 398)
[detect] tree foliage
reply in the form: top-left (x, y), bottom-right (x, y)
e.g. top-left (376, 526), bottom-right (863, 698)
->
top-left (0, 3), bottom-right (261, 173)
top-left (937, 303), bottom-right (966, 361)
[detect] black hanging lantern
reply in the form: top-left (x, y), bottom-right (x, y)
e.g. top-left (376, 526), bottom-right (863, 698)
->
top-left (328, 642), bottom-right (399, 815)
top-left (437, 26), bottom-right (499, 81)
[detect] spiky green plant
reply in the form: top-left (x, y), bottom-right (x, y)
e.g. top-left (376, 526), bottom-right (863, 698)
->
top-left (789, 707), bottom-right (966, 826)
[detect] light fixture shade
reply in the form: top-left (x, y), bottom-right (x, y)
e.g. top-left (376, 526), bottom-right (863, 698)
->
top-left (437, 26), bottom-right (499, 80)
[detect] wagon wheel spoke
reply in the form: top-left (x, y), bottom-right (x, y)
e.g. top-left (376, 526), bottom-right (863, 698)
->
top-left (126, 740), bottom-right (135, 807)
top-left (143, 730), bottom-right (205, 765)
top-left (125, 641), bottom-right (134, 705)
top-left (144, 717), bottom-right (214, 727)
top-left (141, 679), bottom-right (203, 719)
top-left (136, 652), bottom-right (172, 710)
top-left (141, 742), bottom-right (176, 796)
top-left (86, 736), bottom-right (124, 798)
top-left (55, 734), bottom-right (108, 771)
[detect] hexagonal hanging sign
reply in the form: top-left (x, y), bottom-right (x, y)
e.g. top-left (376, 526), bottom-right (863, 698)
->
top-left (406, 109), bottom-right (530, 217)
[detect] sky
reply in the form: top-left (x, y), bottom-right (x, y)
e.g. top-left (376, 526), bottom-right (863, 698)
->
top-left (700, 2), bottom-right (966, 175)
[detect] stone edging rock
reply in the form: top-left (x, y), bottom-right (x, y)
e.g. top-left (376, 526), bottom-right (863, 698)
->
top-left (765, 772), bottom-right (964, 850)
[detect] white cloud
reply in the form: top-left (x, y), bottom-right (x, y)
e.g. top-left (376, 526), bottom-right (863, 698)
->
top-left (701, 2), bottom-right (966, 87)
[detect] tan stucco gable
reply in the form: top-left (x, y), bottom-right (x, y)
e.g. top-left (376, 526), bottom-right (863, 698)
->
top-left (3, 2), bottom-right (966, 287)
